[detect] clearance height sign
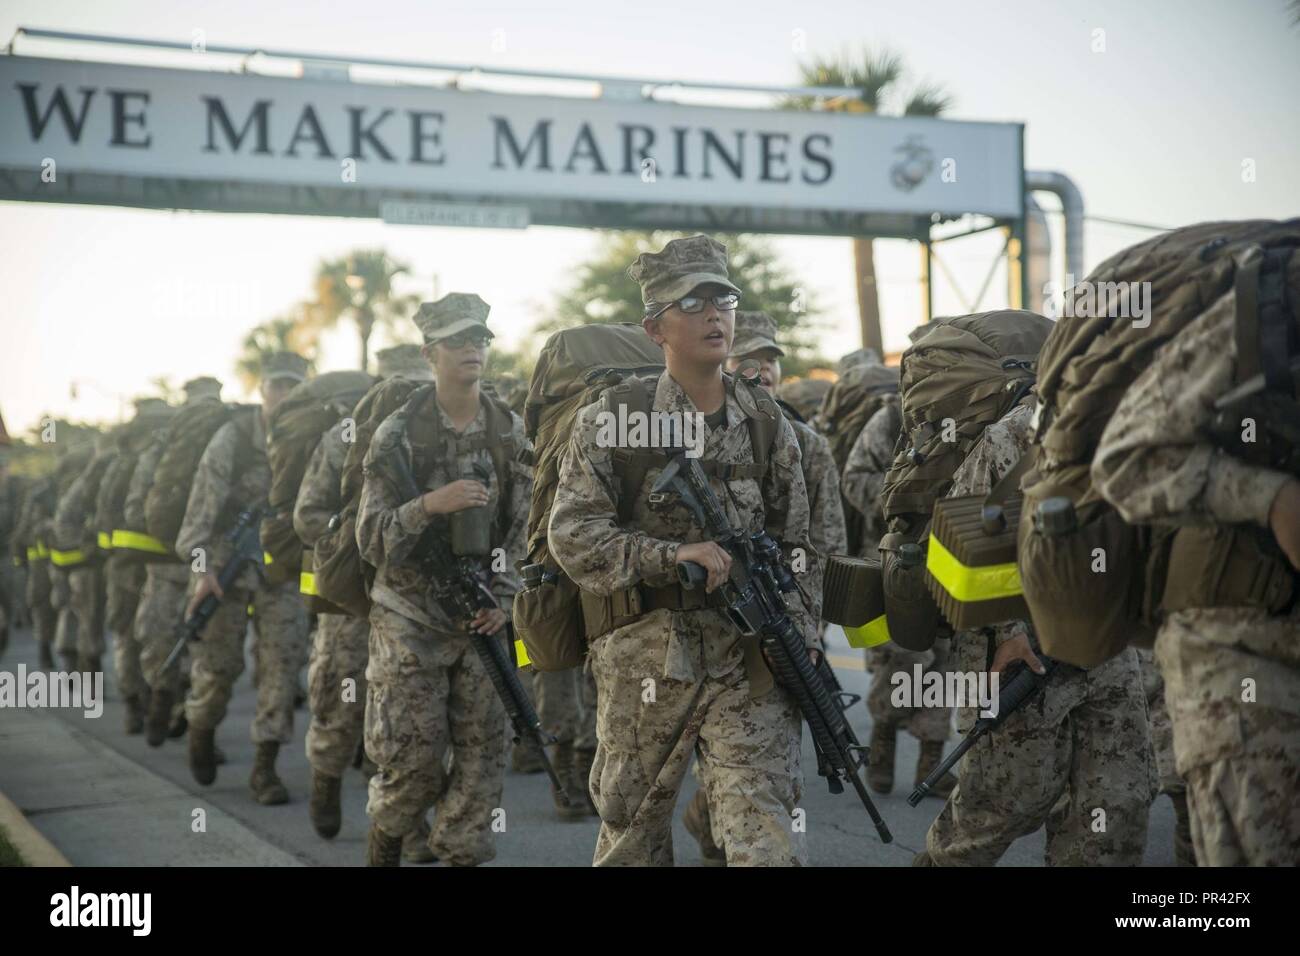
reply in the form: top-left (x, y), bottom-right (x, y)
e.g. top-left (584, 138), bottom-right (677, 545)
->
top-left (0, 55), bottom-right (1024, 235)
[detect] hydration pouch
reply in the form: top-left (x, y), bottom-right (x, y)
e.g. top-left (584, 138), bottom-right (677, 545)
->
top-left (880, 528), bottom-right (943, 651)
top-left (512, 562), bottom-right (587, 671)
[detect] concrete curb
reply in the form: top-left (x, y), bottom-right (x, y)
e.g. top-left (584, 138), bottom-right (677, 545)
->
top-left (0, 788), bottom-right (72, 867)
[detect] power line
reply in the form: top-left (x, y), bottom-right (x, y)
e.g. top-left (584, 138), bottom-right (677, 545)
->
top-left (1083, 215), bottom-right (1173, 232)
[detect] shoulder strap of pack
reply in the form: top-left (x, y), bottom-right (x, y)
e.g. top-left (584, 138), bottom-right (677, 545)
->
top-left (479, 391), bottom-right (517, 540)
top-left (610, 375), bottom-right (654, 525)
top-left (732, 371), bottom-right (780, 471)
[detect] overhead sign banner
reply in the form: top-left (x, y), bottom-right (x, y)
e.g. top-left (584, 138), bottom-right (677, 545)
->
top-left (0, 54), bottom-right (1023, 233)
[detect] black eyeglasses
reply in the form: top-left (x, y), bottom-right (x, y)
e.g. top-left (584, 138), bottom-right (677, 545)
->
top-left (646, 293), bottom-right (740, 321)
top-left (440, 331), bottom-right (493, 349)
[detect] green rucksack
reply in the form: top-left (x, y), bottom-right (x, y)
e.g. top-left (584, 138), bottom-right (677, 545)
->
top-left (877, 309), bottom-right (1053, 650)
top-left (262, 370), bottom-right (375, 587)
top-left (143, 400), bottom-right (248, 553)
top-left (310, 377), bottom-right (424, 617)
top-left (513, 323), bottom-right (783, 671)
top-left (817, 362), bottom-right (900, 556)
top-left (1019, 219), bottom-right (1300, 667)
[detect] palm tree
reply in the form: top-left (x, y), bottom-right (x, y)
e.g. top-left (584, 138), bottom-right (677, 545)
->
top-left (234, 315), bottom-right (317, 393)
top-left (309, 250), bottom-right (419, 372)
top-left (790, 50), bottom-right (953, 354)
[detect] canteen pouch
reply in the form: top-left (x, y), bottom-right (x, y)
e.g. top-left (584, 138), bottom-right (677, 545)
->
top-left (1017, 470), bottom-right (1155, 668)
top-left (880, 530), bottom-right (942, 652)
top-left (822, 554), bottom-right (891, 648)
top-left (513, 567), bottom-right (587, 671)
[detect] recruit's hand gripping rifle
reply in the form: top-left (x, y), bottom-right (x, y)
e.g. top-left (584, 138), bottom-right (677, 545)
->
top-left (157, 505), bottom-right (267, 678)
top-left (907, 656), bottom-right (1059, 806)
top-left (652, 450), bottom-right (892, 844)
top-left (384, 446), bottom-right (571, 808)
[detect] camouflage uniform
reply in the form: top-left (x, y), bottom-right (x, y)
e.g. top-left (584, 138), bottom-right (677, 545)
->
top-left (924, 403), bottom-right (1156, 866)
top-left (16, 478), bottom-right (58, 667)
top-left (176, 409), bottom-right (309, 744)
top-left (1093, 296), bottom-right (1300, 866)
top-left (295, 421), bottom-right (370, 779)
top-left (357, 295), bottom-right (532, 866)
top-left (549, 370), bottom-right (817, 867)
top-left (133, 379), bottom-right (222, 713)
top-left (52, 444), bottom-right (113, 668)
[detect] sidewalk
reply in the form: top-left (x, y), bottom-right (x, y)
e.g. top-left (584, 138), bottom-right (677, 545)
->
top-left (0, 705), bottom-right (303, 867)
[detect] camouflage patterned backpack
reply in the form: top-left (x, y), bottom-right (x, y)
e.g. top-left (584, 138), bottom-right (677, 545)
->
top-left (1019, 219), bottom-right (1300, 667)
top-left (877, 309), bottom-right (1054, 650)
top-left (261, 370), bottom-right (375, 587)
top-left (817, 362), bottom-right (900, 556)
top-left (143, 400), bottom-right (245, 552)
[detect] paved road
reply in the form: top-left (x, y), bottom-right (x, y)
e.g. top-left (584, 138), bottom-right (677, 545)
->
top-left (0, 623), bottom-right (1175, 866)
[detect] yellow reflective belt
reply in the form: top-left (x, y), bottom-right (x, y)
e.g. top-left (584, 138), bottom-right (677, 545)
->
top-left (925, 532), bottom-right (1022, 603)
top-left (97, 531), bottom-right (113, 550)
top-left (247, 604), bottom-right (255, 617)
top-left (514, 637), bottom-right (531, 669)
top-left (263, 552), bottom-right (274, 565)
top-left (35, 542), bottom-right (50, 559)
top-left (12, 556), bottom-right (21, 567)
top-left (844, 613), bottom-right (891, 649)
top-left (110, 529), bottom-right (171, 555)
top-left (300, 571), bottom-right (319, 596)
top-left (26, 546), bottom-right (43, 562)
top-left (49, 548), bottom-right (87, 567)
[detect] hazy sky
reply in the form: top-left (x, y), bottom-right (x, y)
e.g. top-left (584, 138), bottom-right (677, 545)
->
top-left (1, 0), bottom-right (1297, 434)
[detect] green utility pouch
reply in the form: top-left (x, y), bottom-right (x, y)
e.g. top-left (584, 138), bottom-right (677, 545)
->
top-left (1017, 464), bottom-right (1156, 668)
top-left (926, 454), bottom-right (1028, 630)
top-left (513, 562), bottom-right (587, 671)
top-left (822, 554), bottom-right (891, 648)
top-left (879, 529), bottom-right (943, 652)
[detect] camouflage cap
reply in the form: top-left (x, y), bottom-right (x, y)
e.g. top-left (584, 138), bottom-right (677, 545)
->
top-left (414, 293), bottom-right (493, 345)
top-left (837, 347), bottom-right (881, 372)
top-left (132, 397), bottom-right (172, 422)
top-left (629, 235), bottom-right (741, 308)
top-left (730, 311), bottom-right (784, 359)
top-left (376, 344), bottom-right (434, 382)
top-left (182, 375), bottom-right (223, 401)
top-left (262, 351), bottom-right (310, 384)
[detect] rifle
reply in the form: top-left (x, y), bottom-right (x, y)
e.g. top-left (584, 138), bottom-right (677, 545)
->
top-left (156, 505), bottom-right (267, 679)
top-left (907, 656), bottom-right (1059, 806)
top-left (652, 450), bottom-right (893, 844)
top-left (384, 444), bottom-right (571, 808)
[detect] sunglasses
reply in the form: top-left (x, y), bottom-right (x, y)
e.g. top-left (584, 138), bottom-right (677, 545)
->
top-left (646, 293), bottom-right (740, 321)
top-left (440, 330), bottom-right (493, 349)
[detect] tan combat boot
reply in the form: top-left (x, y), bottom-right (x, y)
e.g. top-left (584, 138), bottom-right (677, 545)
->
top-left (866, 723), bottom-right (897, 794)
top-left (401, 816), bottom-right (437, 864)
top-left (510, 740), bottom-right (545, 774)
top-left (366, 823), bottom-right (402, 867)
top-left (145, 688), bottom-right (173, 747)
top-left (309, 771), bottom-right (342, 838)
top-left (915, 741), bottom-right (957, 798)
top-left (124, 694), bottom-right (146, 735)
top-left (570, 747), bottom-right (599, 817)
top-left (250, 741), bottom-right (289, 805)
top-left (189, 724), bottom-right (217, 786)
top-left (682, 788), bottom-right (727, 866)
top-left (551, 744), bottom-right (587, 821)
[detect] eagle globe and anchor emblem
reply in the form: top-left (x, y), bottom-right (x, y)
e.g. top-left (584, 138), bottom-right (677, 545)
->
top-left (890, 135), bottom-right (935, 192)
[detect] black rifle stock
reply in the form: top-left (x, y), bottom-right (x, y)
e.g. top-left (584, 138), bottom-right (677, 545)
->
top-left (907, 656), bottom-right (1059, 806)
top-left (157, 505), bottom-right (267, 679)
top-left (384, 442), bottom-right (571, 807)
top-left (654, 452), bottom-right (892, 844)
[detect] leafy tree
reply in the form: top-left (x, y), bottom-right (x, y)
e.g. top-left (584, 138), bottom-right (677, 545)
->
top-left (234, 315), bottom-right (318, 393)
top-left (309, 250), bottom-right (420, 372)
top-left (539, 230), bottom-right (828, 372)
